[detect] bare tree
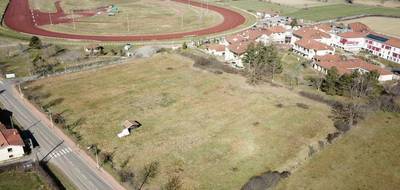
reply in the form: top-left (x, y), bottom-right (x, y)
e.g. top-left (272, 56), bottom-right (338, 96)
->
top-left (138, 161), bottom-right (160, 190)
top-left (162, 175), bottom-right (183, 190)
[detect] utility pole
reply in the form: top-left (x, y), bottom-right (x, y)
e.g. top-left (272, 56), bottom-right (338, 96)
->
top-left (49, 12), bottom-right (53, 25)
top-left (10, 116), bottom-right (14, 129)
top-left (127, 13), bottom-right (130, 32)
top-left (18, 83), bottom-right (23, 97)
top-left (95, 145), bottom-right (99, 168)
top-left (181, 14), bottom-right (183, 28)
top-left (71, 10), bottom-right (76, 30)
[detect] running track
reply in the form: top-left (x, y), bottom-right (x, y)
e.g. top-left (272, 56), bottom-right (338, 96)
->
top-left (4, 0), bottom-right (246, 41)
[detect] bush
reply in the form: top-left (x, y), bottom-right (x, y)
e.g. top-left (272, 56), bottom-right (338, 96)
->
top-left (333, 120), bottom-right (351, 133)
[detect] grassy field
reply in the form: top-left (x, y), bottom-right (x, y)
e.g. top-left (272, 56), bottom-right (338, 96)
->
top-left (36, 0), bottom-right (224, 35)
top-left (287, 4), bottom-right (400, 21)
top-left (212, 0), bottom-right (400, 22)
top-left (342, 16), bottom-right (400, 38)
top-left (0, 170), bottom-right (50, 190)
top-left (276, 112), bottom-right (400, 190)
top-left (24, 53), bottom-right (336, 189)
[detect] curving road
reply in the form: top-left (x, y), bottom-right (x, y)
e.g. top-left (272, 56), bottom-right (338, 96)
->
top-left (4, 0), bottom-right (246, 41)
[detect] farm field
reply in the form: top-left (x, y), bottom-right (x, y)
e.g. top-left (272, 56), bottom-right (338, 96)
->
top-left (276, 112), bottom-right (400, 190)
top-left (342, 17), bottom-right (400, 38)
top-left (286, 4), bottom-right (400, 21)
top-left (24, 53), bottom-right (336, 189)
top-left (0, 170), bottom-right (50, 190)
top-left (212, 0), bottom-right (400, 22)
top-left (38, 0), bottom-right (224, 35)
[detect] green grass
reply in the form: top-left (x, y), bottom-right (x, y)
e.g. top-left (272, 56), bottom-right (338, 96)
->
top-left (0, 170), bottom-right (49, 190)
top-left (42, 0), bottom-right (223, 36)
top-left (276, 112), bottom-right (400, 190)
top-left (23, 53), bottom-right (336, 189)
top-left (210, 0), bottom-right (298, 14)
top-left (287, 4), bottom-right (400, 21)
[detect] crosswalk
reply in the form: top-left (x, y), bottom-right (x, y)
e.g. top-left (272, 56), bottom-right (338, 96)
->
top-left (49, 147), bottom-right (73, 159)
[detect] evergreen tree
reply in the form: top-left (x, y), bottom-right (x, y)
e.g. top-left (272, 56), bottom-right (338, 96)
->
top-left (29, 36), bottom-right (42, 49)
top-left (321, 67), bottom-right (339, 95)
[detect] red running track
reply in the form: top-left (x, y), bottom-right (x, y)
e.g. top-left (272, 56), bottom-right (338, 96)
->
top-left (4, 0), bottom-right (246, 41)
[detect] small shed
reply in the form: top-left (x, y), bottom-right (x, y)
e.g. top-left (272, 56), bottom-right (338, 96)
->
top-left (117, 120), bottom-right (141, 138)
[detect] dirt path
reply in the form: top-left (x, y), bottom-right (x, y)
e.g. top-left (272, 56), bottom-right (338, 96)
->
top-left (4, 0), bottom-right (246, 41)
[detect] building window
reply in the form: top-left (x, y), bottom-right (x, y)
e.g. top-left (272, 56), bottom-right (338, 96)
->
top-left (7, 148), bottom-right (12, 152)
top-left (9, 155), bottom-right (13, 158)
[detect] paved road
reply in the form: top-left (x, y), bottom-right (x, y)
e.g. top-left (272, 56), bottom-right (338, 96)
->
top-left (0, 80), bottom-right (124, 190)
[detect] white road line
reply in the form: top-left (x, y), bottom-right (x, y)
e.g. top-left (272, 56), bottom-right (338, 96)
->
top-left (67, 147), bottom-right (72, 152)
top-left (61, 149), bottom-right (67, 154)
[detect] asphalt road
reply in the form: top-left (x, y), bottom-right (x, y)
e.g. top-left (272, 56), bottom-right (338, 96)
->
top-left (0, 79), bottom-right (124, 190)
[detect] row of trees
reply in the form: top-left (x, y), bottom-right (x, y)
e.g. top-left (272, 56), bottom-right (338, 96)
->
top-left (320, 67), bottom-right (382, 98)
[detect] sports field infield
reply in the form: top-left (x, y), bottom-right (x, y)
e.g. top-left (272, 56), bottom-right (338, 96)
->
top-left (23, 53), bottom-right (336, 189)
top-left (40, 0), bottom-right (224, 36)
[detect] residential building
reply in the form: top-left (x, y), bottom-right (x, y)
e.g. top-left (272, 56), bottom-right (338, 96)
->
top-left (225, 42), bottom-right (251, 69)
top-left (0, 124), bottom-right (24, 162)
top-left (312, 58), bottom-right (395, 81)
top-left (291, 26), bottom-right (332, 45)
top-left (206, 44), bottom-right (225, 57)
top-left (293, 38), bottom-right (335, 59)
top-left (332, 31), bottom-right (368, 52)
top-left (364, 33), bottom-right (400, 64)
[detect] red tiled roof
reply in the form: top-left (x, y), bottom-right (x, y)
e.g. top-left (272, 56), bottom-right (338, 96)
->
top-left (339, 31), bottom-right (369, 38)
top-left (267, 26), bottom-right (286, 33)
top-left (314, 54), bottom-right (344, 62)
top-left (348, 22), bottom-right (370, 33)
top-left (228, 41), bottom-right (252, 55)
top-left (293, 27), bottom-right (330, 39)
top-left (317, 58), bottom-right (392, 75)
top-left (315, 23), bottom-right (332, 32)
top-left (295, 38), bottom-right (333, 51)
top-left (386, 38), bottom-right (400, 48)
top-left (0, 124), bottom-right (24, 147)
top-left (225, 34), bottom-right (246, 44)
top-left (206, 44), bottom-right (225, 52)
top-left (225, 29), bottom-right (265, 44)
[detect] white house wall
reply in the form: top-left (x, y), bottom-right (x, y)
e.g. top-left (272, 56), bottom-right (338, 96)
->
top-left (0, 145), bottom-right (24, 162)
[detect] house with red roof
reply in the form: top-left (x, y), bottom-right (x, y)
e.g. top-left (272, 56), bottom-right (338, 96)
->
top-left (225, 41), bottom-right (252, 69)
top-left (0, 123), bottom-right (25, 162)
top-left (206, 44), bottom-right (225, 57)
top-left (291, 26), bottom-right (332, 46)
top-left (332, 31), bottom-right (369, 52)
top-left (312, 58), bottom-right (395, 81)
top-left (293, 38), bottom-right (335, 59)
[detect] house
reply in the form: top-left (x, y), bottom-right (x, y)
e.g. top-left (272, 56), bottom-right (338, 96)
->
top-left (84, 44), bottom-right (104, 55)
top-left (225, 42), bottom-right (252, 69)
top-left (313, 54), bottom-right (344, 62)
top-left (348, 22), bottom-right (370, 33)
top-left (293, 38), bottom-right (335, 59)
top-left (206, 44), bottom-right (225, 57)
top-left (117, 120), bottom-right (141, 138)
top-left (312, 58), bottom-right (395, 81)
top-left (332, 31), bottom-right (368, 52)
top-left (0, 123), bottom-right (24, 162)
top-left (266, 26), bottom-right (287, 44)
top-left (364, 33), bottom-right (400, 64)
top-left (291, 26), bottom-right (331, 45)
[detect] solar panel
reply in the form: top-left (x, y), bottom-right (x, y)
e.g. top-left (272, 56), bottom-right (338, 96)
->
top-left (366, 34), bottom-right (388, 43)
